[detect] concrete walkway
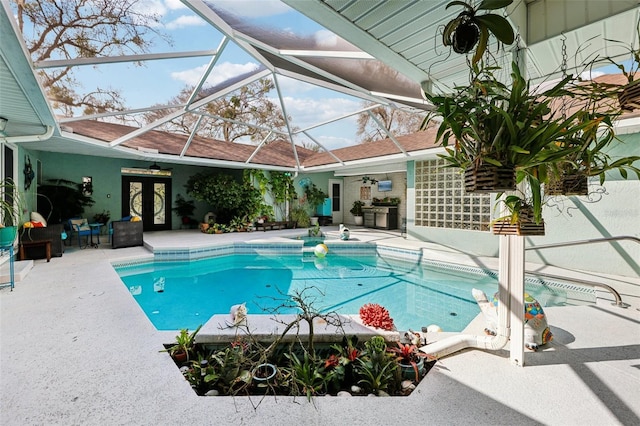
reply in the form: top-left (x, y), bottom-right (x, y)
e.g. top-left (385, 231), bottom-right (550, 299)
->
top-left (1, 227), bottom-right (639, 425)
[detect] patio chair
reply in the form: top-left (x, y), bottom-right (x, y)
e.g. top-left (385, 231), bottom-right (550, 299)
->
top-left (108, 216), bottom-right (132, 243)
top-left (68, 218), bottom-right (97, 248)
top-left (110, 217), bottom-right (143, 249)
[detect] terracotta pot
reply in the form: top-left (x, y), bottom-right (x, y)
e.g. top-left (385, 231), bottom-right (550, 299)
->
top-left (172, 350), bottom-right (188, 363)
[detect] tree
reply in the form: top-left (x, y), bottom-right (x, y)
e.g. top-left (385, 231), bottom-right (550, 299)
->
top-left (144, 79), bottom-right (290, 143)
top-left (14, 0), bottom-right (169, 116)
top-left (356, 102), bottom-right (425, 143)
top-left (184, 172), bottom-right (265, 223)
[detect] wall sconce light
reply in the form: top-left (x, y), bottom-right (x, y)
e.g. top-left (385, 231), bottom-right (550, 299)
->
top-left (0, 116), bottom-right (8, 133)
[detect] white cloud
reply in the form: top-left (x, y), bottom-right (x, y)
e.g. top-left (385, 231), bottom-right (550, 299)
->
top-left (282, 96), bottom-right (360, 128)
top-left (136, 0), bottom-right (166, 14)
top-left (275, 75), bottom-right (316, 94)
top-left (171, 61), bottom-right (260, 86)
top-left (165, 15), bottom-right (206, 30)
top-left (314, 30), bottom-right (338, 48)
top-left (131, 0), bottom-right (166, 26)
top-left (580, 70), bottom-right (605, 81)
top-left (165, 0), bottom-right (187, 10)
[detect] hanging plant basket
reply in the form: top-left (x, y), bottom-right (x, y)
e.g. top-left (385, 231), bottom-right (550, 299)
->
top-left (492, 219), bottom-right (545, 236)
top-left (546, 174), bottom-right (589, 196)
top-left (464, 164), bottom-right (516, 193)
top-left (618, 80), bottom-right (640, 112)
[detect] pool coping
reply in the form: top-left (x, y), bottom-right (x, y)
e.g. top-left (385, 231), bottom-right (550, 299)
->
top-left (196, 313), bottom-right (400, 344)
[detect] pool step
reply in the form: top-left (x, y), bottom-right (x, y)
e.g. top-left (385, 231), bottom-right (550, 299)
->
top-left (301, 247), bottom-right (316, 262)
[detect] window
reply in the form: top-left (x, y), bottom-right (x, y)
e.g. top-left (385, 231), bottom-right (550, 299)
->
top-left (414, 159), bottom-right (491, 231)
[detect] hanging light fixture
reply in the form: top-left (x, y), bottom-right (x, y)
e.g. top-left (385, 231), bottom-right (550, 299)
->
top-left (149, 162), bottom-right (161, 170)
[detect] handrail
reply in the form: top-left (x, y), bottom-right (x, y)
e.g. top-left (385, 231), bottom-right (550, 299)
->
top-left (526, 271), bottom-right (628, 308)
top-left (525, 236), bottom-right (640, 251)
top-left (524, 236), bottom-right (636, 307)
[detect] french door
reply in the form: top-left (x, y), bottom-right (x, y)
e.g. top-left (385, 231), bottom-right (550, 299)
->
top-left (121, 176), bottom-right (172, 231)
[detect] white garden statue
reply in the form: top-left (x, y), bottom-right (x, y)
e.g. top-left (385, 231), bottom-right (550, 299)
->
top-left (473, 289), bottom-right (553, 351)
top-left (339, 224), bottom-right (350, 240)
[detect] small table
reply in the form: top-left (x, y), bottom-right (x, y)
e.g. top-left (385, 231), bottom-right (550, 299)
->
top-left (19, 239), bottom-right (52, 262)
top-left (89, 223), bottom-right (102, 248)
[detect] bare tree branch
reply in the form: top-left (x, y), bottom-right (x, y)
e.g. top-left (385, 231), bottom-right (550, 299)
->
top-left (356, 101), bottom-right (425, 143)
top-left (13, 0), bottom-right (171, 116)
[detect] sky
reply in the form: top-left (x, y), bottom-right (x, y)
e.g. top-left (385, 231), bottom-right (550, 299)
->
top-left (53, 0), bottom-right (372, 150)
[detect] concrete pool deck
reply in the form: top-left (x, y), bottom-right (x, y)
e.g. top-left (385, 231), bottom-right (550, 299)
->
top-left (1, 226), bottom-right (639, 425)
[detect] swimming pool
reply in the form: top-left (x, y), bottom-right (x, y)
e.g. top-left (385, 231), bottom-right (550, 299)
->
top-left (115, 252), bottom-right (592, 332)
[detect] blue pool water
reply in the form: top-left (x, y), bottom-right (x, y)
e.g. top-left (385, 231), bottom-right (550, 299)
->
top-left (115, 253), bottom-right (581, 332)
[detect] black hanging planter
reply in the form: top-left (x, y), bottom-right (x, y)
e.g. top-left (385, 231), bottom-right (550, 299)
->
top-left (464, 164), bottom-right (516, 193)
top-left (450, 12), bottom-right (480, 54)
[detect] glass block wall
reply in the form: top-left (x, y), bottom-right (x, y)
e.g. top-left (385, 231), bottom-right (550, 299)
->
top-left (414, 159), bottom-right (492, 231)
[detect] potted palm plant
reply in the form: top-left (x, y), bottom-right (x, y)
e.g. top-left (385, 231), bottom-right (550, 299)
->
top-left (0, 179), bottom-right (26, 247)
top-left (350, 200), bottom-right (365, 225)
top-left (304, 183), bottom-right (328, 225)
top-left (162, 324), bottom-right (202, 363)
top-left (172, 194), bottom-right (196, 226)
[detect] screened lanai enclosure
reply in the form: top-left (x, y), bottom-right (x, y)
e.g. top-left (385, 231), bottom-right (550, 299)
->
top-left (1, 0), bottom-right (638, 173)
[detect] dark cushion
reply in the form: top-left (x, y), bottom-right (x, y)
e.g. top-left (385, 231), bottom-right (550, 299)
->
top-left (111, 220), bottom-right (143, 249)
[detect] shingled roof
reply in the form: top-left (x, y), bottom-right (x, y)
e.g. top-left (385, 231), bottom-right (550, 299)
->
top-left (68, 120), bottom-right (317, 168)
top-left (66, 73), bottom-right (635, 171)
top-left (67, 119), bottom-right (441, 170)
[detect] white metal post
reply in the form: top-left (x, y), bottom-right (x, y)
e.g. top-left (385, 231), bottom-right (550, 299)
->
top-left (497, 235), bottom-right (511, 354)
top-left (509, 234), bottom-right (525, 366)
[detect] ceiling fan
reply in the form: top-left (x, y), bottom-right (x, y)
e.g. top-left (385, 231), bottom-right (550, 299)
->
top-left (148, 162), bottom-right (173, 171)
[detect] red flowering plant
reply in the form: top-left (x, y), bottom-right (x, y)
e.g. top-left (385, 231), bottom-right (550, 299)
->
top-left (387, 342), bottom-right (433, 383)
top-left (359, 303), bottom-right (395, 331)
top-left (324, 336), bottom-right (361, 393)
